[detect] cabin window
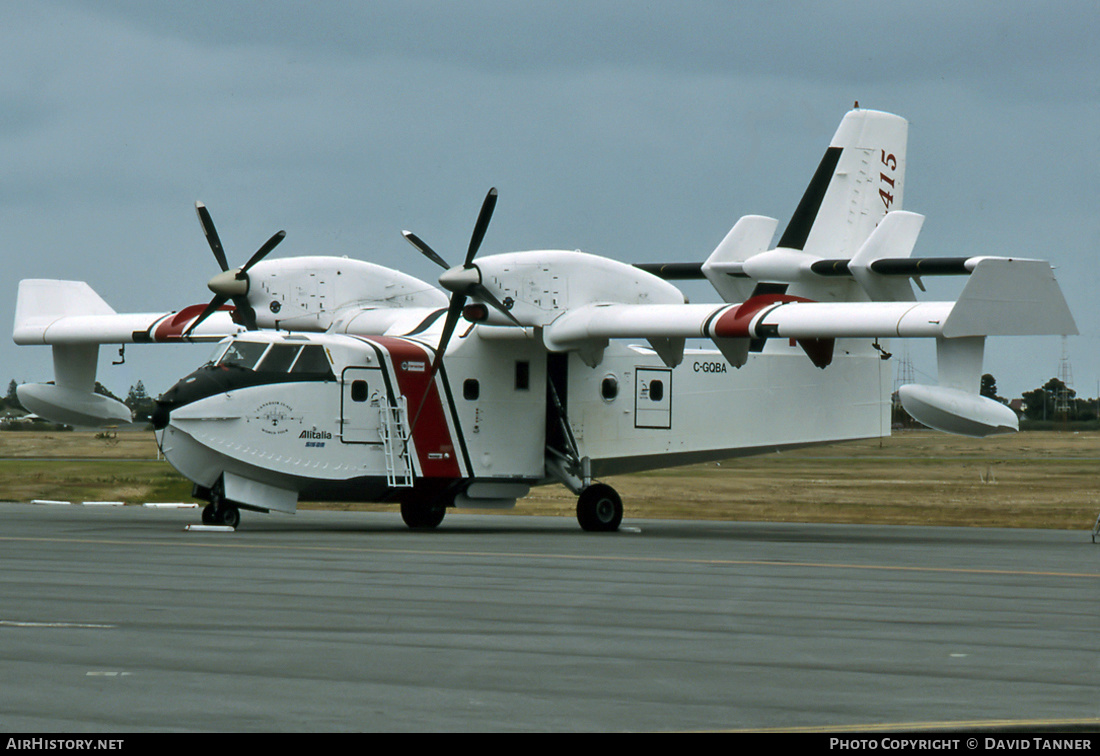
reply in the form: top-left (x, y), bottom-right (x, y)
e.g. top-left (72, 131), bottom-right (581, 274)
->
top-left (290, 345), bottom-right (331, 374)
top-left (350, 380), bottom-right (369, 402)
top-left (463, 379), bottom-right (480, 401)
top-left (648, 379), bottom-right (664, 402)
top-left (601, 376), bottom-right (619, 402)
top-left (259, 344), bottom-right (301, 373)
top-left (217, 341), bottom-right (268, 370)
top-left (515, 361), bottom-right (530, 391)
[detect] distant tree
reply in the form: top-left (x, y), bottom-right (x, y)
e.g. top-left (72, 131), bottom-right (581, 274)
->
top-left (4, 379), bottom-right (23, 412)
top-left (1072, 397), bottom-right (1098, 423)
top-left (127, 381), bottom-right (148, 405)
top-left (980, 374), bottom-right (1007, 405)
top-left (125, 381), bottom-right (157, 424)
top-left (1022, 378), bottom-right (1075, 421)
top-left (94, 382), bottom-right (125, 403)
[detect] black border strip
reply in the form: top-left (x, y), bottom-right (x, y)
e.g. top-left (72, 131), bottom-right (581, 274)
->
top-left (777, 146), bottom-right (843, 251)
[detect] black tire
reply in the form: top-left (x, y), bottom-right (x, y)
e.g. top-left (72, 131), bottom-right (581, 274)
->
top-left (576, 484), bottom-right (623, 532)
top-left (219, 504), bottom-right (241, 529)
top-left (401, 501), bottom-right (446, 530)
top-left (201, 503), bottom-right (217, 525)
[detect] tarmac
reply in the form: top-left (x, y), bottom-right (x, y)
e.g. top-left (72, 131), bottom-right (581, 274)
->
top-left (1, 502), bottom-right (1098, 733)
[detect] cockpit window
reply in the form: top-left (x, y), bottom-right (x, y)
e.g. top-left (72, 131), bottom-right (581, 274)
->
top-left (290, 345), bottom-right (331, 374)
top-left (206, 341), bottom-right (230, 366)
top-left (216, 341), bottom-right (268, 370)
top-left (207, 339), bottom-right (332, 381)
top-left (259, 344), bottom-right (302, 373)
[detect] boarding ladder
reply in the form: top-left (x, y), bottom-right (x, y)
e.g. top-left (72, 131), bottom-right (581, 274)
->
top-left (378, 395), bottom-right (414, 488)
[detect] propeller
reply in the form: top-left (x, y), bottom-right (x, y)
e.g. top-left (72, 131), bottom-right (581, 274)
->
top-left (402, 187), bottom-right (520, 344)
top-left (402, 187), bottom-right (519, 442)
top-left (184, 202), bottom-right (286, 336)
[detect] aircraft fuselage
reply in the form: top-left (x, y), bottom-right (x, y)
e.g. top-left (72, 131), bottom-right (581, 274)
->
top-left (152, 326), bottom-right (891, 522)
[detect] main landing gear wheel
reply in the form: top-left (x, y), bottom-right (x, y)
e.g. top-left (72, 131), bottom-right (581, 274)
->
top-left (219, 505), bottom-right (241, 529)
top-left (576, 483), bottom-right (623, 532)
top-left (400, 501), bottom-right (446, 530)
top-left (201, 501), bottom-right (240, 528)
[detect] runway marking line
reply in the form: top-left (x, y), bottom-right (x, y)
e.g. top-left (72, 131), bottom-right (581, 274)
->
top-left (714, 716), bottom-right (1100, 733)
top-left (1, 534), bottom-right (1099, 580)
top-left (1, 620), bottom-right (115, 629)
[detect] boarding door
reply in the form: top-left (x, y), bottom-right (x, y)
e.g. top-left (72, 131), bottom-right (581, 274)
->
top-left (341, 366), bottom-right (388, 444)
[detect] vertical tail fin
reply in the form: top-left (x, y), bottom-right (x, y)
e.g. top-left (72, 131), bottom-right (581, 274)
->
top-left (779, 108), bottom-right (909, 259)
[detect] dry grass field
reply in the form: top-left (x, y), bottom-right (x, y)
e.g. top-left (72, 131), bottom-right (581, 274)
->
top-left (1, 429), bottom-right (1098, 530)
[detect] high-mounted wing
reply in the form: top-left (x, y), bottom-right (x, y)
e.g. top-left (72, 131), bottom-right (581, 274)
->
top-left (12, 279), bottom-right (246, 427)
top-left (454, 108), bottom-right (1078, 438)
top-left (14, 279), bottom-right (243, 347)
top-left (543, 258), bottom-right (1073, 360)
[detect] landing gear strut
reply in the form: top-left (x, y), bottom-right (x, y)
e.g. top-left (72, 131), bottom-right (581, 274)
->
top-left (576, 483), bottom-right (623, 532)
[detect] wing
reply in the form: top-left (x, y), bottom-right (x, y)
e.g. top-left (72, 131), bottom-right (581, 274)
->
top-left (14, 279), bottom-right (243, 346)
top-left (13, 280), bottom-right (245, 427)
top-left (545, 259), bottom-right (1074, 354)
top-left (541, 258), bottom-right (1076, 437)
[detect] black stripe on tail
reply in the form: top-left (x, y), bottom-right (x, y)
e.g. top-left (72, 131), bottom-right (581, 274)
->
top-left (776, 146), bottom-right (843, 251)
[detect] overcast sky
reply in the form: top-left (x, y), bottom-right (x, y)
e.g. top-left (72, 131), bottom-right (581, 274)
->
top-left (3, 1), bottom-right (1098, 401)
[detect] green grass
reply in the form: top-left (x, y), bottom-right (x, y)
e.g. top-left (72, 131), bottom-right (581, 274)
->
top-left (1, 430), bottom-right (1098, 530)
top-left (0, 460), bottom-right (193, 504)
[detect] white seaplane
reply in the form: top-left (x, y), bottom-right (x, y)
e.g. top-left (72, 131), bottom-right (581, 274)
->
top-left (13, 108), bottom-right (1077, 531)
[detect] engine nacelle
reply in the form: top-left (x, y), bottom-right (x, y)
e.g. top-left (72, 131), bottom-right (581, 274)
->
top-left (898, 384), bottom-right (1018, 438)
top-left (246, 257), bottom-right (447, 331)
top-left (475, 249), bottom-right (687, 327)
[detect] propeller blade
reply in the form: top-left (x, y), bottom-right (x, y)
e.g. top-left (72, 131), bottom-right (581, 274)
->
top-left (191, 203), bottom-right (286, 332)
top-left (183, 294), bottom-right (229, 337)
top-left (404, 187), bottom-right (500, 451)
top-left (406, 292), bottom-right (466, 447)
top-left (432, 294), bottom-right (467, 374)
top-left (465, 187), bottom-right (497, 267)
top-left (402, 230), bottom-right (450, 270)
top-left (195, 202), bottom-right (229, 272)
top-left (240, 230), bottom-right (286, 274)
top-left (470, 283), bottom-right (521, 326)
top-left (231, 296), bottom-right (258, 331)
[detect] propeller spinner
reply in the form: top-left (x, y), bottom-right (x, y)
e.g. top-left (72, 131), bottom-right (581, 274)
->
top-left (184, 202), bottom-right (286, 336)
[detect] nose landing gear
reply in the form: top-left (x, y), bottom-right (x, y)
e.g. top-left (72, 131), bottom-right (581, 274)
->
top-left (199, 481), bottom-right (241, 529)
top-left (201, 500), bottom-right (240, 528)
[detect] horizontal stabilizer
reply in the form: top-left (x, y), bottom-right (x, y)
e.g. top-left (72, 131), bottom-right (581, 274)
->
top-left (848, 211), bottom-right (923, 301)
top-left (701, 215), bottom-right (778, 303)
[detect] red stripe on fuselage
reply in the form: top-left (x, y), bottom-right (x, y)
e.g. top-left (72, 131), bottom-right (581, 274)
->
top-left (368, 336), bottom-right (462, 479)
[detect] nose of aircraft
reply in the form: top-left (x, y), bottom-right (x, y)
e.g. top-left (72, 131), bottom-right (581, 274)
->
top-left (151, 399), bottom-right (172, 430)
top-left (150, 367), bottom-right (227, 430)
